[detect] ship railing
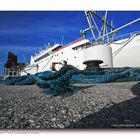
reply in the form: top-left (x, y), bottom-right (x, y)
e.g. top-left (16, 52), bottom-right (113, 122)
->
top-left (113, 30), bottom-right (140, 41)
top-left (91, 30), bottom-right (140, 46)
top-left (32, 46), bottom-right (49, 58)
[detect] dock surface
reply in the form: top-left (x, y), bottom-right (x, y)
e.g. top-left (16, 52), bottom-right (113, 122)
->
top-left (0, 81), bottom-right (140, 128)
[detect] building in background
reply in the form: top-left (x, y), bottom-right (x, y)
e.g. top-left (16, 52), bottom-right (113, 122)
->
top-left (4, 52), bottom-right (26, 78)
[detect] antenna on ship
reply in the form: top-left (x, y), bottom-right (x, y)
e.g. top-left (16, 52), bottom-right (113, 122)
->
top-left (48, 42), bottom-right (51, 48)
top-left (60, 35), bottom-right (64, 45)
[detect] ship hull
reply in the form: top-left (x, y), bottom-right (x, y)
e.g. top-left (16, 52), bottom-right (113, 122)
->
top-left (110, 35), bottom-right (140, 68)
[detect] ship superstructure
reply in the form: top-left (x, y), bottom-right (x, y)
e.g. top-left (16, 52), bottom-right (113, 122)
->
top-left (20, 38), bottom-right (90, 75)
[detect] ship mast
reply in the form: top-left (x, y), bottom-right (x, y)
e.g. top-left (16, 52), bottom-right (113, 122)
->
top-left (81, 11), bottom-right (140, 46)
top-left (81, 11), bottom-right (115, 45)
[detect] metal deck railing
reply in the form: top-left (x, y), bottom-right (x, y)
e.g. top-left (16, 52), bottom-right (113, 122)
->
top-left (91, 30), bottom-right (140, 46)
top-left (113, 30), bottom-right (140, 41)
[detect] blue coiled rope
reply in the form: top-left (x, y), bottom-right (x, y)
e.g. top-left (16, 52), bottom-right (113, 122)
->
top-left (0, 66), bottom-right (140, 95)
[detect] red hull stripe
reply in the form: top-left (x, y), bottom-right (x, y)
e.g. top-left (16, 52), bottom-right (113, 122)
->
top-left (55, 37), bottom-right (85, 52)
top-left (63, 37), bottom-right (85, 48)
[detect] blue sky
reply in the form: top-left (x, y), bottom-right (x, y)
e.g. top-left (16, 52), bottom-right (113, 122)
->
top-left (0, 11), bottom-right (140, 76)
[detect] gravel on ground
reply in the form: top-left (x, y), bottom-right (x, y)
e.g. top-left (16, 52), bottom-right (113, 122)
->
top-left (0, 81), bottom-right (140, 129)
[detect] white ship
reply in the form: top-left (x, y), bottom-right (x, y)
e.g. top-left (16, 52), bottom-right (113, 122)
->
top-left (20, 11), bottom-right (140, 76)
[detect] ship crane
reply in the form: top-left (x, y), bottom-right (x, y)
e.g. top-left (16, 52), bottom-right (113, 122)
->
top-left (81, 11), bottom-right (115, 45)
top-left (81, 11), bottom-right (140, 46)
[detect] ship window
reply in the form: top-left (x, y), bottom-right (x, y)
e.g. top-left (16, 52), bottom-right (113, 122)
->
top-left (74, 56), bottom-right (76, 58)
top-left (61, 52), bottom-right (63, 54)
top-left (86, 43), bottom-right (91, 48)
top-left (9, 72), bottom-right (12, 75)
top-left (34, 52), bottom-right (50, 62)
top-left (72, 44), bottom-right (84, 51)
top-left (14, 72), bottom-right (17, 75)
